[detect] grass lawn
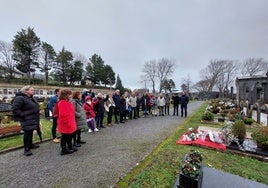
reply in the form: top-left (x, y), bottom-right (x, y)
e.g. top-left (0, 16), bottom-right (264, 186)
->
top-left (115, 103), bottom-right (268, 187)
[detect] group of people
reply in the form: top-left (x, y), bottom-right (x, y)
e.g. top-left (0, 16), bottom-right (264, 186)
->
top-left (11, 85), bottom-right (189, 156)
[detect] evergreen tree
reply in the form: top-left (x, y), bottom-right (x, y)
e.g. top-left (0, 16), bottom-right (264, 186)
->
top-left (12, 27), bottom-right (41, 84)
top-left (53, 47), bottom-right (73, 85)
top-left (115, 74), bottom-right (124, 94)
top-left (39, 41), bottom-right (56, 85)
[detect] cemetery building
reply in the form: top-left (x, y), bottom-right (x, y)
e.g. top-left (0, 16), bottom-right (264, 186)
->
top-left (236, 72), bottom-right (268, 126)
top-left (236, 72), bottom-right (268, 106)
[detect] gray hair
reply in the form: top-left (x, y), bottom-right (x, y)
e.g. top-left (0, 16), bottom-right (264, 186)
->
top-left (20, 85), bottom-right (33, 94)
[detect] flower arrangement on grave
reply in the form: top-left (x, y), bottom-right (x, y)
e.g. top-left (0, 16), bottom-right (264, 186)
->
top-left (182, 128), bottom-right (202, 142)
top-left (178, 150), bottom-right (203, 188)
top-left (220, 122), bottom-right (245, 151)
top-left (180, 150), bottom-right (203, 179)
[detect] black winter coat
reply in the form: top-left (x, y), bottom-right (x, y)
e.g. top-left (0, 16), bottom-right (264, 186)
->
top-left (12, 92), bottom-right (40, 131)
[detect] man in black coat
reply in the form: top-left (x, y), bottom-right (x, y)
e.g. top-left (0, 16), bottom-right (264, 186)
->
top-left (172, 93), bottom-right (180, 116)
top-left (180, 92), bottom-right (189, 117)
top-left (12, 85), bottom-right (40, 156)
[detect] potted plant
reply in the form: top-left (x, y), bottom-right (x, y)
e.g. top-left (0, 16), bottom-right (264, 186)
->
top-left (251, 127), bottom-right (268, 150)
top-left (232, 120), bottom-right (246, 144)
top-left (178, 150), bottom-right (203, 188)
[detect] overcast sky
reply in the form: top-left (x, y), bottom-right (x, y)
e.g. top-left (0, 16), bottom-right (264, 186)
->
top-left (1, 0), bottom-right (268, 91)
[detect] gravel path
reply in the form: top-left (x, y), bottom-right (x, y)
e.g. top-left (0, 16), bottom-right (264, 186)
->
top-left (0, 101), bottom-right (203, 188)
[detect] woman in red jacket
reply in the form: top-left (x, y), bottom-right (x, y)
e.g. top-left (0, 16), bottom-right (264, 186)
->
top-left (83, 96), bottom-right (98, 133)
top-left (57, 89), bottom-right (77, 155)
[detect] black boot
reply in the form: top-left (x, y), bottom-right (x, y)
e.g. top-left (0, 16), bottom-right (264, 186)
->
top-left (61, 147), bottom-right (74, 155)
top-left (77, 140), bottom-right (86, 144)
top-left (73, 142), bottom-right (81, 147)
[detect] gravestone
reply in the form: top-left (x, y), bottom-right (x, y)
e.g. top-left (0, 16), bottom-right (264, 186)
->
top-left (260, 104), bottom-right (268, 126)
top-left (252, 103), bottom-right (260, 123)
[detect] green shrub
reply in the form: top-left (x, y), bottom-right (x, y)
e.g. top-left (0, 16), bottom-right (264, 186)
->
top-left (251, 127), bottom-right (268, 148)
top-left (202, 111), bottom-right (214, 121)
top-left (232, 120), bottom-right (246, 140)
top-left (244, 117), bottom-right (253, 125)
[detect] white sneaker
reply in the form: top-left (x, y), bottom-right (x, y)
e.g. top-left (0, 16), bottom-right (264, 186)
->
top-left (94, 128), bottom-right (99, 132)
top-left (88, 129), bottom-right (92, 133)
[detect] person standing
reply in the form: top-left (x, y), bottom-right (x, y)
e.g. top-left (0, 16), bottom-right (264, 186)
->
top-left (48, 88), bottom-right (60, 143)
top-left (180, 92), bottom-right (189, 117)
top-left (83, 96), bottom-right (98, 132)
top-left (141, 92), bottom-right (150, 117)
top-left (94, 93), bottom-right (106, 129)
top-left (129, 92), bottom-right (137, 119)
top-left (172, 93), bottom-right (180, 116)
top-left (164, 93), bottom-right (171, 115)
top-left (12, 85), bottom-right (40, 156)
top-left (57, 89), bottom-right (77, 155)
top-left (71, 91), bottom-right (87, 147)
top-left (104, 92), bottom-right (115, 126)
top-left (157, 93), bottom-right (166, 116)
top-left (112, 89), bottom-right (121, 124)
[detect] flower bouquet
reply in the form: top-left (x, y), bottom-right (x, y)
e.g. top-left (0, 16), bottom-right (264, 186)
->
top-left (182, 128), bottom-right (202, 142)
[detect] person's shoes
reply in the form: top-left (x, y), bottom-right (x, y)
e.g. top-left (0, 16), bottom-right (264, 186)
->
top-left (70, 147), bottom-right (78, 152)
top-left (77, 140), bottom-right (86, 144)
top-left (30, 144), bottom-right (40, 149)
top-left (53, 138), bottom-right (60, 143)
top-left (73, 142), bottom-right (81, 147)
top-left (120, 121), bottom-right (125, 123)
top-left (115, 121), bottom-right (119, 124)
top-left (60, 149), bottom-right (74, 155)
top-left (24, 150), bottom-right (32, 156)
top-left (88, 129), bottom-right (92, 133)
top-left (94, 128), bottom-right (99, 132)
top-left (100, 125), bottom-right (106, 128)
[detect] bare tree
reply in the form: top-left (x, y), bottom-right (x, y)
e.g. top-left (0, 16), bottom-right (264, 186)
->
top-left (223, 60), bottom-right (237, 97)
top-left (157, 58), bottom-right (176, 93)
top-left (181, 74), bottom-right (193, 94)
top-left (200, 59), bottom-right (225, 92)
top-left (241, 58), bottom-right (268, 77)
top-left (193, 79), bottom-right (210, 93)
top-left (0, 40), bottom-right (16, 79)
top-left (142, 60), bottom-right (157, 93)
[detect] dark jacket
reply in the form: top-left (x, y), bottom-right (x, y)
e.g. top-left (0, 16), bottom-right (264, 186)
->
top-left (112, 93), bottom-right (121, 108)
top-left (172, 95), bottom-right (180, 106)
top-left (94, 97), bottom-right (105, 114)
top-left (12, 92), bottom-right (40, 131)
top-left (180, 94), bottom-right (189, 106)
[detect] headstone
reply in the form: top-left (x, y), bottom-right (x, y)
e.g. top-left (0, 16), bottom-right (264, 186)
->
top-left (252, 103), bottom-right (260, 124)
top-left (260, 104), bottom-right (268, 126)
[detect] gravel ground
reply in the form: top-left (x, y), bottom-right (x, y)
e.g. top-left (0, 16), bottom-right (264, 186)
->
top-left (0, 101), bottom-right (203, 188)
